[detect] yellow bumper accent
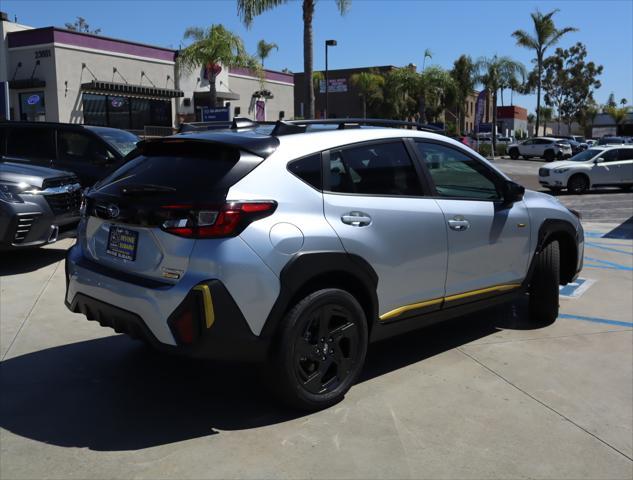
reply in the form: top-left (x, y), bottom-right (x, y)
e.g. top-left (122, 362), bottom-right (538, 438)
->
top-left (379, 284), bottom-right (521, 321)
top-left (193, 284), bottom-right (215, 329)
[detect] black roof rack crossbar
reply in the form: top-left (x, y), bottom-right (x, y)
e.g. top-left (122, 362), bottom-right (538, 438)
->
top-left (231, 117), bottom-right (259, 130)
top-left (270, 118), bottom-right (444, 136)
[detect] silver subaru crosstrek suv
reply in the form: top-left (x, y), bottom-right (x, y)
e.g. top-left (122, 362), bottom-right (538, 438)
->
top-left (66, 118), bottom-right (584, 410)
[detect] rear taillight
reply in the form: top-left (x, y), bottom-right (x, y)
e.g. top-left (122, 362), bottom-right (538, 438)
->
top-left (160, 201), bottom-right (276, 238)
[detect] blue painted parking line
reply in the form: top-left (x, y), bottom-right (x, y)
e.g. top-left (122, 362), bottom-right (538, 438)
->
top-left (584, 256), bottom-right (633, 271)
top-left (585, 242), bottom-right (633, 256)
top-left (559, 313), bottom-right (633, 328)
top-left (559, 278), bottom-right (594, 298)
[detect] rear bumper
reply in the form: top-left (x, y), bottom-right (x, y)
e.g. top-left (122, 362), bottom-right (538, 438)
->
top-left (65, 245), bottom-right (270, 362)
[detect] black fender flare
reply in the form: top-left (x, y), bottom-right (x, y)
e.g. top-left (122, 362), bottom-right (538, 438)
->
top-left (260, 251), bottom-right (379, 347)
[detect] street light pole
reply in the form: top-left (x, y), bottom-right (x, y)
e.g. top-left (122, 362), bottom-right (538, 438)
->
top-left (325, 39), bottom-right (337, 119)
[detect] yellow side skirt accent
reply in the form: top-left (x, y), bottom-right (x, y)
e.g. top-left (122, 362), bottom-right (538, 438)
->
top-left (193, 285), bottom-right (215, 328)
top-left (379, 283), bottom-right (521, 321)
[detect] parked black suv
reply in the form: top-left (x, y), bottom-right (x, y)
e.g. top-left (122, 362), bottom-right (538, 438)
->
top-left (1, 161), bottom-right (81, 250)
top-left (0, 122), bottom-right (140, 186)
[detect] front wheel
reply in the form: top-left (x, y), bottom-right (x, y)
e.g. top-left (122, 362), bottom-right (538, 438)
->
top-left (269, 289), bottom-right (368, 411)
top-left (509, 148), bottom-right (519, 160)
top-left (568, 174), bottom-right (589, 194)
top-left (528, 241), bottom-right (560, 324)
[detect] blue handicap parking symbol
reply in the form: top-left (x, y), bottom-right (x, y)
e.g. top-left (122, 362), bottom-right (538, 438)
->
top-left (559, 278), bottom-right (594, 298)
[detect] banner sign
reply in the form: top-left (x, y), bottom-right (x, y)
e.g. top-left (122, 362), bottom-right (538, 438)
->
top-left (478, 122), bottom-right (493, 133)
top-left (474, 90), bottom-right (487, 129)
top-left (201, 107), bottom-right (229, 122)
top-left (319, 78), bottom-right (347, 93)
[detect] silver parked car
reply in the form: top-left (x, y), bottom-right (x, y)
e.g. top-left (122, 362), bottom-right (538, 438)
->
top-left (65, 118), bottom-right (584, 410)
top-left (508, 137), bottom-right (573, 161)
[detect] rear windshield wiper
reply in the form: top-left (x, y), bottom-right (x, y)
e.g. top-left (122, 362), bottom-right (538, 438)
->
top-left (120, 184), bottom-right (177, 195)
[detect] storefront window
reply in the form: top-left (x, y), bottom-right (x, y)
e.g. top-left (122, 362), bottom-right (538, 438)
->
top-left (82, 94), bottom-right (172, 130)
top-left (19, 91), bottom-right (46, 121)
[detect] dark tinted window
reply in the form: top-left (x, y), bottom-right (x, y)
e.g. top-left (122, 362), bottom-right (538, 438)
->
top-left (600, 149), bottom-right (619, 162)
top-left (416, 142), bottom-right (500, 200)
top-left (58, 130), bottom-right (116, 165)
top-left (618, 149), bottom-right (633, 161)
top-left (288, 154), bottom-right (322, 190)
top-left (95, 142), bottom-right (241, 197)
top-left (328, 141), bottom-right (423, 196)
top-left (6, 127), bottom-right (55, 159)
top-left (536, 139), bottom-right (553, 145)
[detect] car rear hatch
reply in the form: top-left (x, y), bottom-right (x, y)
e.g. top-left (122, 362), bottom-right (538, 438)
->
top-left (81, 138), bottom-right (272, 284)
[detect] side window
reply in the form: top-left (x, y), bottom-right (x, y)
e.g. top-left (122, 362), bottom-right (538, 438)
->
top-left (58, 130), bottom-right (115, 165)
top-left (618, 149), bottom-right (633, 161)
top-left (288, 153), bottom-right (322, 190)
top-left (600, 149), bottom-right (619, 162)
top-left (415, 142), bottom-right (501, 200)
top-left (6, 127), bottom-right (55, 159)
top-left (522, 139), bottom-right (533, 145)
top-left (327, 141), bottom-right (423, 196)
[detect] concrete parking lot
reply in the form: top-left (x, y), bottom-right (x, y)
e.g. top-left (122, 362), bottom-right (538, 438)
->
top-left (1, 160), bottom-right (632, 479)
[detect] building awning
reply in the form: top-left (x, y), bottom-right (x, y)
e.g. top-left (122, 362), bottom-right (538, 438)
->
top-left (9, 78), bottom-right (46, 89)
top-left (81, 80), bottom-right (184, 100)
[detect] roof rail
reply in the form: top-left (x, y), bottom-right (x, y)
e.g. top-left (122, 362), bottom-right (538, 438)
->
top-left (270, 118), bottom-right (444, 136)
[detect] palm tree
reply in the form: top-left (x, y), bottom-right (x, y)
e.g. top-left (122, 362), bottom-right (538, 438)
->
top-left (476, 55), bottom-right (526, 151)
top-left (238, 0), bottom-right (351, 119)
top-left (538, 106), bottom-right (553, 134)
top-left (422, 48), bottom-right (433, 71)
top-left (178, 24), bottom-right (260, 108)
top-left (512, 9), bottom-right (577, 135)
top-left (605, 104), bottom-right (632, 135)
top-left (349, 71), bottom-right (384, 118)
top-left (450, 54), bottom-right (476, 133)
top-left (257, 39), bottom-right (278, 67)
top-left (419, 66), bottom-right (456, 124)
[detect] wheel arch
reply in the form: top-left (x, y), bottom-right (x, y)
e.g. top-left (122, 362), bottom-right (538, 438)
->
top-left (534, 219), bottom-right (580, 285)
top-left (260, 252), bottom-right (379, 347)
top-left (567, 172), bottom-right (591, 189)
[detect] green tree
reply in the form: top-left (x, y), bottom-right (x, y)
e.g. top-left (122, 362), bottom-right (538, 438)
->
top-left (422, 48), bottom-right (433, 71)
top-left (604, 102), bottom-right (632, 135)
top-left (476, 55), bottom-right (526, 151)
top-left (419, 66), bottom-right (456, 124)
top-left (178, 25), bottom-right (260, 108)
top-left (65, 16), bottom-right (101, 34)
top-left (257, 39), bottom-right (278, 67)
top-left (538, 105), bottom-right (553, 134)
top-left (512, 9), bottom-right (577, 135)
top-left (238, 0), bottom-right (351, 119)
top-left (542, 42), bottom-right (602, 133)
top-left (349, 71), bottom-right (384, 118)
top-left (450, 54), bottom-right (476, 133)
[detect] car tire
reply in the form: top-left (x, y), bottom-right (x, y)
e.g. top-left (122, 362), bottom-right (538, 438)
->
top-left (547, 187), bottom-right (562, 194)
top-left (522, 155), bottom-right (530, 160)
top-left (528, 240), bottom-right (560, 324)
top-left (544, 150), bottom-right (555, 162)
top-left (269, 288), bottom-right (368, 411)
top-left (567, 174), bottom-right (589, 194)
top-left (509, 148), bottom-right (519, 160)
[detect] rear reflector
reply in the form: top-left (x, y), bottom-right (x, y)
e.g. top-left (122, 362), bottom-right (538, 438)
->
top-left (160, 201), bottom-right (276, 239)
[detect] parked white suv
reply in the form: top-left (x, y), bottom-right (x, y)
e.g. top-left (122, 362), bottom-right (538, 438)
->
top-left (508, 137), bottom-right (572, 161)
top-left (538, 145), bottom-right (633, 194)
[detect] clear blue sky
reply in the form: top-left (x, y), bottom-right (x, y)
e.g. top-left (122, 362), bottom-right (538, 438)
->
top-left (4, 0), bottom-right (632, 114)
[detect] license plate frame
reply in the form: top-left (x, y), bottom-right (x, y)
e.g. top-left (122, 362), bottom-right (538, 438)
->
top-left (106, 225), bottom-right (139, 261)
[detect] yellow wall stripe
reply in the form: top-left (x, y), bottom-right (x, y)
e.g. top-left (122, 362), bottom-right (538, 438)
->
top-left (193, 284), bottom-right (215, 328)
top-left (379, 283), bottom-right (521, 321)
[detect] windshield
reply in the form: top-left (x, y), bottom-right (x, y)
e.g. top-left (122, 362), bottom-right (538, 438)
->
top-left (91, 129), bottom-right (140, 156)
top-left (568, 148), bottom-right (602, 162)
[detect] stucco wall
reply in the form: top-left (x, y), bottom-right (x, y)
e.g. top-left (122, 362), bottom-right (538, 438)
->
top-left (228, 73), bottom-right (294, 121)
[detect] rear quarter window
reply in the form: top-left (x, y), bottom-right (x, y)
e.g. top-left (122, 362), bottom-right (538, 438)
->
top-left (288, 153), bottom-right (322, 190)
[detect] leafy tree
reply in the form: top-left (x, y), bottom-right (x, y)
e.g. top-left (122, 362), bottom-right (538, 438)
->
top-left (606, 93), bottom-right (617, 108)
top-left (450, 54), bottom-right (476, 133)
top-left (178, 24), bottom-right (260, 108)
top-left (604, 101), bottom-right (632, 134)
top-left (419, 66), bottom-right (456, 123)
top-left (476, 55), bottom-right (526, 150)
top-left (238, 0), bottom-right (351, 119)
top-left (542, 42), bottom-right (602, 133)
top-left (537, 105), bottom-right (553, 134)
top-left (65, 17), bottom-right (101, 34)
top-left (257, 40), bottom-right (278, 67)
top-left (512, 9), bottom-right (577, 135)
top-left (349, 71), bottom-right (384, 118)
top-left (422, 48), bottom-right (433, 71)
top-left (621, 98), bottom-right (628, 106)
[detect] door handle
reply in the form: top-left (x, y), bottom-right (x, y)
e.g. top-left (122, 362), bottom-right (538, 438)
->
top-left (341, 212), bottom-right (372, 227)
top-left (448, 217), bottom-right (470, 231)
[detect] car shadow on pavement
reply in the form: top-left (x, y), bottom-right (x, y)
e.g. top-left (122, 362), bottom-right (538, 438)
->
top-left (0, 299), bottom-right (544, 452)
top-left (0, 246), bottom-right (68, 276)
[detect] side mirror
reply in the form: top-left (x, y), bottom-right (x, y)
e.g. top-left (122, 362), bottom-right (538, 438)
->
top-left (593, 157), bottom-right (602, 164)
top-left (502, 180), bottom-right (525, 204)
top-left (92, 150), bottom-right (112, 166)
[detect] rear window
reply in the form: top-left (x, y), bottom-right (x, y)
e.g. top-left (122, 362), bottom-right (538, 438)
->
top-left (95, 142), bottom-right (242, 197)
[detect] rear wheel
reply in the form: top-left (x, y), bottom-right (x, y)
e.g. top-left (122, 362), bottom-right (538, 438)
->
top-left (568, 174), bottom-right (589, 194)
top-left (544, 150), bottom-right (555, 162)
top-left (528, 241), bottom-right (560, 324)
top-left (509, 148), bottom-right (519, 160)
top-left (522, 155), bottom-right (531, 160)
top-left (270, 289), bottom-right (368, 411)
